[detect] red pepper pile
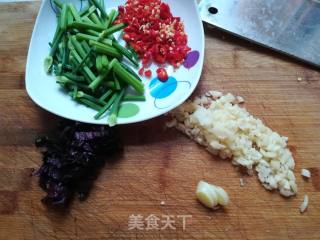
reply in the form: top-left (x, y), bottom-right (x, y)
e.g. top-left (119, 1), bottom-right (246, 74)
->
top-left (115, 0), bottom-right (191, 68)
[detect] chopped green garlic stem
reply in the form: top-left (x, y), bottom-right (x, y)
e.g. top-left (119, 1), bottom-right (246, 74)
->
top-left (112, 59), bottom-right (144, 94)
top-left (68, 3), bottom-right (81, 22)
top-left (108, 88), bottom-right (125, 126)
top-left (78, 98), bottom-right (102, 111)
top-left (89, 12), bottom-right (102, 25)
top-left (60, 4), bottom-right (68, 31)
top-left (53, 0), bottom-right (63, 9)
top-left (123, 95), bottom-right (146, 102)
top-left (44, 56), bottom-right (53, 73)
top-left (89, 0), bottom-right (108, 19)
top-left (99, 89), bottom-right (113, 102)
top-left (94, 93), bottom-right (118, 120)
top-left (69, 21), bottom-right (105, 32)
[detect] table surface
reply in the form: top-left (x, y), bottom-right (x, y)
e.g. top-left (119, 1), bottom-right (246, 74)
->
top-left (0, 1), bottom-right (320, 240)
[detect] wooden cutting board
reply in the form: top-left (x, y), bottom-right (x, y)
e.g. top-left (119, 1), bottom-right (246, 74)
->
top-left (0, 1), bottom-right (320, 239)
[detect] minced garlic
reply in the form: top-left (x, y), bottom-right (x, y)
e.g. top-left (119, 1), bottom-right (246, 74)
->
top-left (168, 91), bottom-right (298, 197)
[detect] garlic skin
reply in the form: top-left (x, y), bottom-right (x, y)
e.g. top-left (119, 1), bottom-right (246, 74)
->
top-left (301, 169), bottom-right (311, 178)
top-left (196, 181), bottom-right (229, 209)
top-left (299, 195), bottom-right (309, 213)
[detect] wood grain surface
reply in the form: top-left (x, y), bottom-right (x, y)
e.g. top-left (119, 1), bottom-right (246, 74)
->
top-left (0, 1), bottom-right (320, 239)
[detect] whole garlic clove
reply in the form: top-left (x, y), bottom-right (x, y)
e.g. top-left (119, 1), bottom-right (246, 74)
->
top-left (196, 180), bottom-right (229, 209)
top-left (196, 181), bottom-right (219, 208)
top-left (215, 186), bottom-right (229, 206)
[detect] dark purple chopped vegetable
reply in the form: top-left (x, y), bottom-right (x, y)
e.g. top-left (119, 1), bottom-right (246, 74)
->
top-left (35, 136), bottom-right (49, 147)
top-left (35, 120), bottom-right (121, 206)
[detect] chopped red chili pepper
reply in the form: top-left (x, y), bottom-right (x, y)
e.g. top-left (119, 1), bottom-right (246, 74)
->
top-left (156, 68), bottom-right (168, 82)
top-left (144, 69), bottom-right (152, 78)
top-left (138, 67), bottom-right (145, 76)
top-left (115, 0), bottom-right (191, 68)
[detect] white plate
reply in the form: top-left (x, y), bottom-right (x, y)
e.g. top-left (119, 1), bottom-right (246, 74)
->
top-left (25, 0), bottom-right (204, 125)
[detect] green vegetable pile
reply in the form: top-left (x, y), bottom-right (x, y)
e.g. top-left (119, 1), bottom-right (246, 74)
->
top-left (45, 0), bottom-right (145, 126)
